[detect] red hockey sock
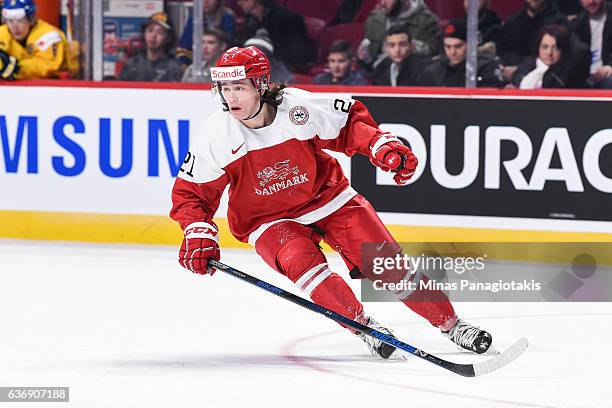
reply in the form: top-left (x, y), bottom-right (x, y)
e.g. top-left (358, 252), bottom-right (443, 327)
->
top-left (275, 235), bottom-right (365, 332)
top-left (308, 269), bottom-right (365, 326)
top-left (293, 263), bottom-right (365, 333)
top-left (373, 266), bottom-right (456, 329)
top-left (400, 275), bottom-right (457, 330)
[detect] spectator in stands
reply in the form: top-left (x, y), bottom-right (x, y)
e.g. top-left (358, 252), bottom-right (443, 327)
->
top-left (313, 40), bottom-right (368, 85)
top-left (176, 0), bottom-right (236, 69)
top-left (372, 23), bottom-right (428, 86)
top-left (571, 0), bottom-right (612, 88)
top-left (331, 0), bottom-right (366, 25)
top-left (511, 24), bottom-right (590, 88)
top-left (0, 0), bottom-right (76, 80)
top-left (554, 0), bottom-right (583, 17)
top-left (462, 0), bottom-right (502, 55)
top-left (361, 0), bottom-right (441, 66)
top-left (237, 0), bottom-right (313, 69)
top-left (500, 0), bottom-right (568, 68)
top-left (417, 19), bottom-right (503, 88)
top-left (244, 28), bottom-right (294, 83)
top-left (182, 29), bottom-right (228, 83)
top-left (118, 12), bottom-right (182, 82)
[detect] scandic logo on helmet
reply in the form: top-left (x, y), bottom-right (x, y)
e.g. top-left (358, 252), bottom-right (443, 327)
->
top-left (210, 66), bottom-right (247, 81)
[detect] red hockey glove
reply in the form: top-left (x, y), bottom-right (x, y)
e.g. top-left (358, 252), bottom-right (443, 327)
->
top-left (369, 133), bottom-right (418, 185)
top-left (178, 221), bottom-right (220, 275)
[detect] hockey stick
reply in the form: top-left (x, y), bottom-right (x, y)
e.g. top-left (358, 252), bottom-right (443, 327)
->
top-left (209, 259), bottom-right (528, 377)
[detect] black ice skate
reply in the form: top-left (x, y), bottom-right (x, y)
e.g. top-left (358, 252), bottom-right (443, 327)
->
top-left (356, 317), bottom-right (401, 359)
top-left (442, 318), bottom-right (493, 354)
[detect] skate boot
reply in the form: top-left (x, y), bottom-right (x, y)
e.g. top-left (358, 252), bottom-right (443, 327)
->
top-left (356, 316), bottom-right (401, 359)
top-left (442, 318), bottom-right (492, 354)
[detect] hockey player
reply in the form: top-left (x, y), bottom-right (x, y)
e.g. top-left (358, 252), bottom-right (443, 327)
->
top-left (170, 46), bottom-right (493, 359)
top-left (0, 0), bottom-right (73, 80)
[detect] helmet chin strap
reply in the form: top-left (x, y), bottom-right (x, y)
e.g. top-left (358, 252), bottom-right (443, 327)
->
top-left (242, 93), bottom-right (265, 121)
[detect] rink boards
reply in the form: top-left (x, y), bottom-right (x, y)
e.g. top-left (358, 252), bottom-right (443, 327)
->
top-left (0, 82), bottom-right (611, 249)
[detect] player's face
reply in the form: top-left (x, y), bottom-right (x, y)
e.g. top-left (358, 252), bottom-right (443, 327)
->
top-left (385, 33), bottom-right (411, 64)
top-left (444, 38), bottom-right (467, 66)
top-left (221, 79), bottom-right (261, 120)
top-left (144, 23), bottom-right (168, 52)
top-left (6, 17), bottom-right (32, 42)
top-left (202, 35), bottom-right (224, 62)
top-left (538, 33), bottom-right (561, 66)
top-left (327, 52), bottom-right (351, 80)
top-left (581, 0), bottom-right (604, 15)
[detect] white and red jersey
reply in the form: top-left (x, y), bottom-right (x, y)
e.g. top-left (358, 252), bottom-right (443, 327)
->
top-left (170, 88), bottom-right (384, 245)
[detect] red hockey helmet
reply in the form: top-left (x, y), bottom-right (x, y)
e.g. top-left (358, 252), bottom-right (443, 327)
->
top-left (211, 46), bottom-right (271, 94)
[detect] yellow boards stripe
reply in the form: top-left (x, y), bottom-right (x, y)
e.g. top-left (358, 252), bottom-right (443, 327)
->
top-left (0, 210), bottom-right (610, 264)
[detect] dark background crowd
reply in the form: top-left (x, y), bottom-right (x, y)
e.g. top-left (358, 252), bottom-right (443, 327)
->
top-left (4, 0), bottom-right (612, 89)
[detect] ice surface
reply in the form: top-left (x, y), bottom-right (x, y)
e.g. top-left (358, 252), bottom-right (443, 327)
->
top-left (0, 241), bottom-right (610, 408)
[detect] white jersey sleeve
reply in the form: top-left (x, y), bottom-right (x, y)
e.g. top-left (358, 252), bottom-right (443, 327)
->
top-left (177, 111), bottom-right (227, 184)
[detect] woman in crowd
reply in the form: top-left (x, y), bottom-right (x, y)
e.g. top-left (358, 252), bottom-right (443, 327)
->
top-left (511, 24), bottom-right (590, 89)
